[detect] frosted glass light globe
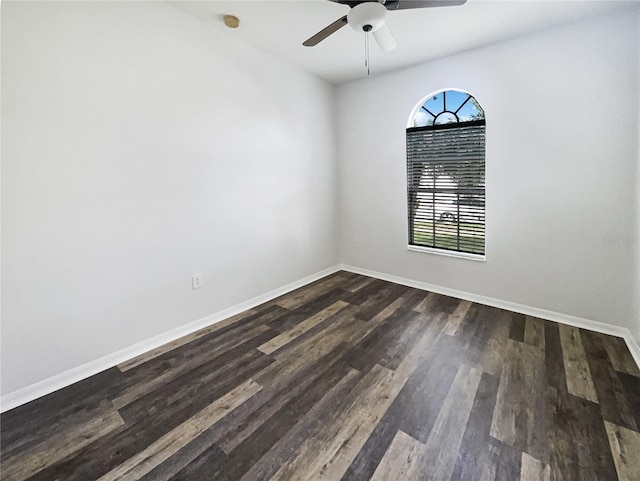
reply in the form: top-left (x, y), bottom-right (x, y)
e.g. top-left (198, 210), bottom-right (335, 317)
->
top-left (347, 2), bottom-right (388, 32)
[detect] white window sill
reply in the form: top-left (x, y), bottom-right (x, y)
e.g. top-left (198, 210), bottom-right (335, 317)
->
top-left (407, 245), bottom-right (486, 262)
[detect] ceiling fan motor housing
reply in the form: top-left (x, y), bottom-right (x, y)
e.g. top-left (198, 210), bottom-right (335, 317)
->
top-left (347, 2), bottom-right (388, 33)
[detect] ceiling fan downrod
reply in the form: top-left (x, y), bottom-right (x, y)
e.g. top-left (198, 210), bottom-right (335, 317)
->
top-left (364, 27), bottom-right (371, 75)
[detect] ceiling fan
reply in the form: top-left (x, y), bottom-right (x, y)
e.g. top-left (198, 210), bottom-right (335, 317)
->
top-left (303, 0), bottom-right (467, 52)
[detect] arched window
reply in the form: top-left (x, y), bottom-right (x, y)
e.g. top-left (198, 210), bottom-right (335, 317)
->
top-left (407, 89), bottom-right (486, 258)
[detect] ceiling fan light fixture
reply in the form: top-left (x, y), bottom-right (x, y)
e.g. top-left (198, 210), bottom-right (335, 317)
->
top-left (373, 22), bottom-right (397, 52)
top-left (347, 2), bottom-right (388, 33)
top-left (303, 0), bottom-right (467, 48)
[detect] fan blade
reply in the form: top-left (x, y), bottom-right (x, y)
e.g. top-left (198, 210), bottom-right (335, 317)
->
top-left (303, 16), bottom-right (348, 46)
top-left (385, 0), bottom-right (467, 10)
top-left (373, 23), bottom-right (397, 52)
top-left (328, 0), bottom-right (363, 7)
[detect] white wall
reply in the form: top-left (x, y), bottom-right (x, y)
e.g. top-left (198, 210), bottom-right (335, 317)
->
top-left (2, 1), bottom-right (639, 402)
top-left (1, 1), bottom-right (338, 396)
top-left (337, 7), bottom-right (640, 342)
top-left (635, 7), bottom-right (640, 348)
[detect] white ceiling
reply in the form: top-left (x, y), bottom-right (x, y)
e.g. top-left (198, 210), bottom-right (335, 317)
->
top-left (169, 0), bottom-right (636, 84)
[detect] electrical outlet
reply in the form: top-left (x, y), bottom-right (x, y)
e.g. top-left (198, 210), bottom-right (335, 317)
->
top-left (192, 274), bottom-right (202, 290)
top-left (354, 238), bottom-right (360, 249)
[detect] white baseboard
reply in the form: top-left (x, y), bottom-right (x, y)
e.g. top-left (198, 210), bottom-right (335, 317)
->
top-left (0, 265), bottom-right (341, 413)
top-left (3, 263), bottom-right (638, 412)
top-left (339, 264), bottom-right (640, 370)
top-left (622, 334), bottom-right (640, 371)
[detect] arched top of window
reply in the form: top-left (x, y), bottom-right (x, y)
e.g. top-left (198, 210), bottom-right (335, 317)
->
top-left (410, 89), bottom-right (484, 128)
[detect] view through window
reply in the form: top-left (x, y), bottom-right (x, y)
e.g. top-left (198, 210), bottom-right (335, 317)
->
top-left (407, 90), bottom-right (486, 256)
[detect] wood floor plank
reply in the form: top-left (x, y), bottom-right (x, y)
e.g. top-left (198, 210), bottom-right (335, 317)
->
top-left (520, 452), bottom-right (551, 481)
top-left (217, 343), bottom-right (354, 454)
top-left (412, 291), bottom-right (433, 311)
top-left (110, 305), bottom-right (286, 402)
top-left (419, 363), bottom-right (482, 481)
top-left (22, 416), bottom-right (177, 480)
top-left (524, 316), bottom-right (545, 349)
top-left (353, 282), bottom-right (409, 322)
top-left (489, 341), bottom-right (526, 448)
top-left (454, 304), bottom-right (511, 361)
top-left (163, 444), bottom-right (228, 481)
top-left (442, 299), bottom-right (472, 336)
top-left (96, 380), bottom-right (262, 481)
top-left (157, 335), bottom-right (336, 480)
top-left (113, 323), bottom-right (275, 410)
top-left (413, 291), bottom-right (465, 317)
top-left (0, 368), bottom-right (123, 455)
top-left (275, 274), bottom-right (350, 310)
top-left (257, 300), bottom-right (350, 355)
top-left (170, 353), bottom-right (360, 481)
top-left (549, 389), bottom-right (617, 481)
top-left (558, 324), bottom-right (599, 403)
top-left (508, 313), bottom-right (526, 342)
top-left (397, 332), bottom-right (463, 443)
top-left (348, 287), bottom-right (427, 346)
top-left (478, 313), bottom-right (512, 377)
top-left (342, 278), bottom-right (391, 306)
top-left (396, 287), bottom-right (431, 312)
top-left (605, 421), bottom-right (640, 481)
top-left (339, 329), bottom-right (459, 481)
top-left (237, 368), bottom-right (363, 481)
top-left (344, 275), bottom-right (376, 293)
top-left (618, 372), bottom-right (640, 429)
top-left (599, 334), bottom-right (640, 377)
top-left (369, 430), bottom-right (424, 481)
top-left (137, 428), bottom-right (225, 481)
top-left (118, 334), bottom-right (275, 424)
top-left (1, 395), bottom-right (112, 461)
top-left (490, 339), bottom-right (548, 463)
top-left (265, 287), bottom-right (348, 333)
top-left (0, 405), bottom-right (124, 481)
top-left (270, 310), bottom-right (449, 481)
top-left (117, 309), bottom-right (259, 372)
top-left (267, 364), bottom-right (399, 481)
top-left (581, 330), bottom-right (638, 431)
top-left (37, 354), bottom-right (273, 479)
top-left (423, 292), bottom-right (463, 315)
top-left (1, 271), bottom-right (635, 481)
top-left (346, 308), bottom-right (427, 374)
top-left (482, 438), bottom-right (523, 481)
top-left (254, 305), bottom-right (363, 387)
top-left (544, 321), bottom-right (567, 391)
top-left (450, 372), bottom-right (501, 481)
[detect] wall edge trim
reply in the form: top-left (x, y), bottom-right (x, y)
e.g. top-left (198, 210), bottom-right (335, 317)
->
top-left (4, 263), bottom-right (638, 412)
top-left (339, 263), bottom-right (640, 369)
top-left (0, 265), bottom-right (341, 413)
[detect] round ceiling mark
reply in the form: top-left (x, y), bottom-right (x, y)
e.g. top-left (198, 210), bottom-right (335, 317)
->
top-left (223, 15), bottom-right (240, 29)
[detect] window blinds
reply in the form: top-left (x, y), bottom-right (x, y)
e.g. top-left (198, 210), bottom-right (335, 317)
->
top-left (406, 120), bottom-right (486, 255)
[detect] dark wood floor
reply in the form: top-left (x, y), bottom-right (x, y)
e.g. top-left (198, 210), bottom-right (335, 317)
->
top-left (2, 271), bottom-right (640, 481)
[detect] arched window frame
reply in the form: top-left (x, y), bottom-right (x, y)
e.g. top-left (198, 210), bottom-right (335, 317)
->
top-left (406, 89), bottom-right (486, 259)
